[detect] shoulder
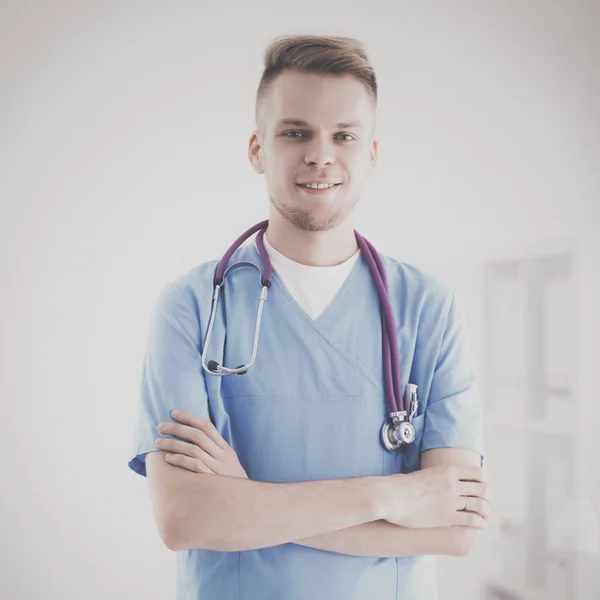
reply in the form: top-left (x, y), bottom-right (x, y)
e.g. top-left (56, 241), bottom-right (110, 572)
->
top-left (381, 256), bottom-right (470, 374)
top-left (169, 259), bottom-right (219, 300)
top-left (147, 258), bottom-right (220, 328)
top-left (165, 241), bottom-right (257, 301)
top-left (381, 254), bottom-right (455, 319)
top-left (150, 240), bottom-right (258, 323)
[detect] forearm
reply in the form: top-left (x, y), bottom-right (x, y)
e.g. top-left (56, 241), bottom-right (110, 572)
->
top-left (167, 474), bottom-right (385, 552)
top-left (292, 520), bottom-right (468, 557)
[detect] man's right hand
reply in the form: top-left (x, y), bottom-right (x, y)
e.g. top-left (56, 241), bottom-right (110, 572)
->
top-left (380, 465), bottom-right (491, 529)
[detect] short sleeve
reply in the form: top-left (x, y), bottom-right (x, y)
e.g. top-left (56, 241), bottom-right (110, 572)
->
top-left (128, 283), bottom-right (210, 477)
top-left (421, 293), bottom-right (485, 467)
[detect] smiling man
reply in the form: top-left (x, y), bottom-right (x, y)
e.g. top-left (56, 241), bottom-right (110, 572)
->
top-left (128, 34), bottom-right (490, 600)
top-left (252, 68), bottom-right (377, 260)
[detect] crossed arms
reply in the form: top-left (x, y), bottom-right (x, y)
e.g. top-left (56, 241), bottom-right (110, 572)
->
top-left (146, 419), bottom-right (487, 558)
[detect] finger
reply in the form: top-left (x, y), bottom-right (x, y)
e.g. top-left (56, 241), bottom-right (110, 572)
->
top-left (454, 510), bottom-right (487, 529)
top-left (472, 498), bottom-right (492, 519)
top-left (164, 423), bottom-right (223, 458)
top-left (197, 418), bottom-right (230, 451)
top-left (457, 465), bottom-right (489, 483)
top-left (456, 496), bottom-right (491, 519)
top-left (460, 481), bottom-right (492, 502)
top-left (157, 438), bottom-right (219, 467)
top-left (171, 411), bottom-right (229, 451)
top-left (164, 452), bottom-right (215, 474)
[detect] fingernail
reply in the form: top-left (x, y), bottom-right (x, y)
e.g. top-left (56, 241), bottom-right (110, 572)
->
top-left (172, 410), bottom-right (179, 417)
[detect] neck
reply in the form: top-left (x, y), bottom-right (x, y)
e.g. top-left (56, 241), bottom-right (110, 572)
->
top-left (265, 212), bottom-right (359, 267)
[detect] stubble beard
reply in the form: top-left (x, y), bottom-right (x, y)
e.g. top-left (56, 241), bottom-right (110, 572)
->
top-left (268, 190), bottom-right (353, 233)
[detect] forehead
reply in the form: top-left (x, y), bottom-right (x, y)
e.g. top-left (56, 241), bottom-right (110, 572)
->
top-left (266, 70), bottom-right (373, 129)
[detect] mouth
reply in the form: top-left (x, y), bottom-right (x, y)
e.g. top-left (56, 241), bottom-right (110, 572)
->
top-left (295, 182), bottom-right (343, 196)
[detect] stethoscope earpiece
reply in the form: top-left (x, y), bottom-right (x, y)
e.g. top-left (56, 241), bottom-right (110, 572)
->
top-left (206, 360), bottom-right (248, 376)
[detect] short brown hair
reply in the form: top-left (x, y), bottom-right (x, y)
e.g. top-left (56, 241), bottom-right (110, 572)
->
top-left (255, 34), bottom-right (378, 129)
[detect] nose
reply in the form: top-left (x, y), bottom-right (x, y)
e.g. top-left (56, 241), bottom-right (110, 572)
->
top-left (304, 136), bottom-right (335, 168)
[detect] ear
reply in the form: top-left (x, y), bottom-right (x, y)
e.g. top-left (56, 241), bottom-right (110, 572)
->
top-left (367, 139), bottom-right (378, 173)
top-left (248, 130), bottom-right (264, 174)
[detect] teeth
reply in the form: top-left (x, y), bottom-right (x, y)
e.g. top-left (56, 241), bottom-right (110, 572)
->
top-left (301, 183), bottom-right (337, 189)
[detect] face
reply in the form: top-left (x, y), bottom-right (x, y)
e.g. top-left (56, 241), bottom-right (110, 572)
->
top-left (248, 70), bottom-right (378, 232)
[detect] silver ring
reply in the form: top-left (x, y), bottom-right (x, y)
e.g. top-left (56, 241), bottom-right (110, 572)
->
top-left (461, 495), bottom-right (469, 511)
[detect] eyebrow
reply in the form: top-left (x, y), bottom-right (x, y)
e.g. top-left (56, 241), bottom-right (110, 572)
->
top-left (277, 118), bottom-right (362, 129)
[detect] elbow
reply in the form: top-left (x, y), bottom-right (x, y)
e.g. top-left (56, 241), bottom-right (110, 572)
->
top-left (163, 518), bottom-right (183, 552)
top-left (164, 527), bottom-right (230, 553)
top-left (162, 509), bottom-right (195, 552)
top-left (160, 499), bottom-right (191, 552)
top-left (160, 508), bottom-right (182, 552)
top-left (161, 501), bottom-right (225, 553)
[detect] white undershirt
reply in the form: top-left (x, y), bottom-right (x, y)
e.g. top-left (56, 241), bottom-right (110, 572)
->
top-left (256, 233), bottom-right (361, 321)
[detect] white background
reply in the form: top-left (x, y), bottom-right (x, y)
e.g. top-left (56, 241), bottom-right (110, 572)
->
top-left (1, 1), bottom-right (598, 598)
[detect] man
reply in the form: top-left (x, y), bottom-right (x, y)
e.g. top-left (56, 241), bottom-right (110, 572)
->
top-left (128, 34), bottom-right (491, 600)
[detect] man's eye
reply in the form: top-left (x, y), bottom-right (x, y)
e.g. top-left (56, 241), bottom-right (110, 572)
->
top-left (283, 131), bottom-right (354, 141)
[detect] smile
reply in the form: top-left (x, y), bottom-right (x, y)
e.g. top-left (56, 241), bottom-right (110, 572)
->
top-left (296, 182), bottom-right (342, 195)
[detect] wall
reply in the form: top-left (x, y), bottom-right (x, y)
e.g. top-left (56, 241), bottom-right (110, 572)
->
top-left (1, 1), bottom-right (598, 598)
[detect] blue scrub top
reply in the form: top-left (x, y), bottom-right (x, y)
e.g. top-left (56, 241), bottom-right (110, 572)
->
top-left (128, 239), bottom-right (485, 600)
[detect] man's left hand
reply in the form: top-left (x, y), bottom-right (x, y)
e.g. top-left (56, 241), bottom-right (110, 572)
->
top-left (155, 410), bottom-right (248, 479)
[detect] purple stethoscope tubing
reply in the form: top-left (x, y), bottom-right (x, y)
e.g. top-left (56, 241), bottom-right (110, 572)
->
top-left (210, 219), bottom-right (406, 416)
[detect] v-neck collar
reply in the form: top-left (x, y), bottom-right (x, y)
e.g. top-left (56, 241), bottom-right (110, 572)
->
top-left (250, 240), bottom-right (365, 328)
top-left (245, 239), bottom-right (385, 395)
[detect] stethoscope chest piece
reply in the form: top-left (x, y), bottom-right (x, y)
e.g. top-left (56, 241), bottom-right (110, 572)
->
top-left (381, 413), bottom-right (416, 451)
top-left (381, 383), bottom-right (419, 452)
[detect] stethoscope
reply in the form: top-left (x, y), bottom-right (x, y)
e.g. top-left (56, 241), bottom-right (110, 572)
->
top-left (201, 219), bottom-right (419, 452)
